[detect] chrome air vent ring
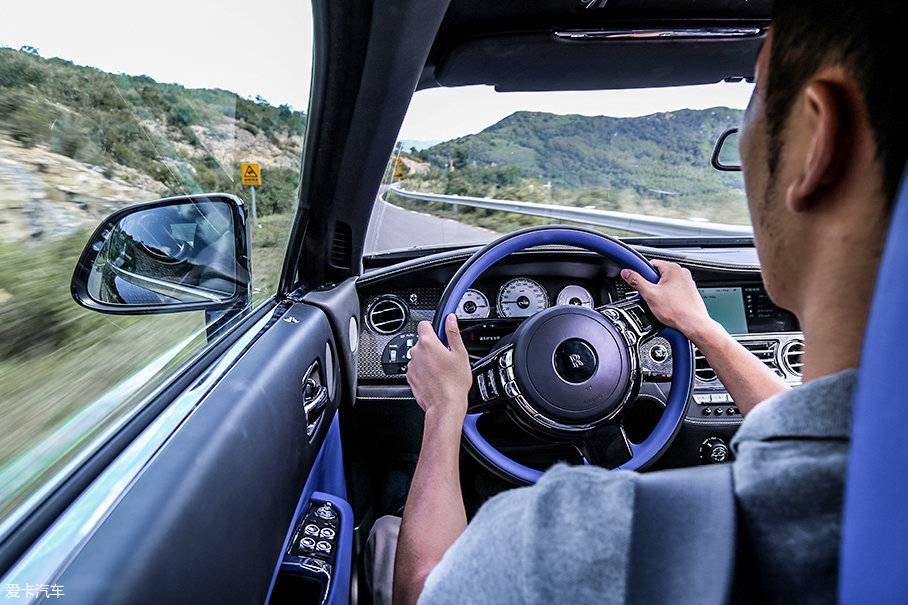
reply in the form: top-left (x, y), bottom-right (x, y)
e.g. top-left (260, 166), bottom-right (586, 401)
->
top-left (780, 339), bottom-right (805, 377)
top-left (367, 296), bottom-right (409, 334)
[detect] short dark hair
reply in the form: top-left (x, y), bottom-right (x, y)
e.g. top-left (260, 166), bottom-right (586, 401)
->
top-left (766, 2), bottom-right (908, 204)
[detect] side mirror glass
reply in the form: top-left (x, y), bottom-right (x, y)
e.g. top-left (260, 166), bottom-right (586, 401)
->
top-left (72, 194), bottom-right (251, 314)
top-left (711, 128), bottom-right (742, 171)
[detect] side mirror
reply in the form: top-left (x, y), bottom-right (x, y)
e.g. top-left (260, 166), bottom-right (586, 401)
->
top-left (711, 128), bottom-right (742, 171)
top-left (71, 194), bottom-right (251, 315)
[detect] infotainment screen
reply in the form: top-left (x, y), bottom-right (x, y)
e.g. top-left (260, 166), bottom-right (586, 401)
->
top-left (698, 285), bottom-right (799, 334)
top-left (699, 287), bottom-right (748, 334)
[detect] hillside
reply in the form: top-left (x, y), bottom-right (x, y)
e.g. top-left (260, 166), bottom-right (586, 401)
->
top-left (0, 47), bottom-right (306, 241)
top-left (419, 108), bottom-right (743, 199)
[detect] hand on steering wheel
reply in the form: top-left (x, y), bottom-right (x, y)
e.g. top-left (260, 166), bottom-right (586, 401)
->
top-left (433, 226), bottom-right (693, 484)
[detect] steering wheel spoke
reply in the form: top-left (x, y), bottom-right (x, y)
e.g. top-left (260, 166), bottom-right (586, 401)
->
top-left (597, 295), bottom-right (662, 343)
top-left (468, 344), bottom-right (516, 413)
top-left (576, 423), bottom-right (634, 469)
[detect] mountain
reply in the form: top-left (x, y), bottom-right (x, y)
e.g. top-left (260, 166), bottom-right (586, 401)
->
top-left (420, 108), bottom-right (744, 199)
top-left (0, 47), bottom-right (306, 241)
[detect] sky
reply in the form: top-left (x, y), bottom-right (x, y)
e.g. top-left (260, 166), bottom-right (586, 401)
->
top-left (2, 0), bottom-right (754, 142)
top-left (0, 0), bottom-right (314, 110)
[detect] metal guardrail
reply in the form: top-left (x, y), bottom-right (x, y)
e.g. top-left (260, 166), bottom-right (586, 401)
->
top-left (388, 184), bottom-right (753, 238)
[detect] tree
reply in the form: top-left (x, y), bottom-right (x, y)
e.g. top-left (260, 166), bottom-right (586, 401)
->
top-left (452, 146), bottom-right (469, 171)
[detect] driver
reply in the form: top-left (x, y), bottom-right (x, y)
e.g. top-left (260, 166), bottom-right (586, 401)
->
top-left (384, 2), bottom-right (908, 603)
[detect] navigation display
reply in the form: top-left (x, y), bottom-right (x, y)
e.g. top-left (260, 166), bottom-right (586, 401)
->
top-left (698, 285), bottom-right (799, 334)
top-left (699, 287), bottom-right (748, 334)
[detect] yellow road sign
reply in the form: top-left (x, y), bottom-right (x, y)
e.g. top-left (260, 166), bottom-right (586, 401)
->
top-left (241, 163), bottom-right (261, 186)
top-left (393, 158), bottom-right (405, 179)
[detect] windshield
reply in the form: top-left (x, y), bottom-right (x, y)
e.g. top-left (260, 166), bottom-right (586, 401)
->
top-left (365, 82), bottom-right (753, 255)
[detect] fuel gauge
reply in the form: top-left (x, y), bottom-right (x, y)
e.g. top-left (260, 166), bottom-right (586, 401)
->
top-left (556, 285), bottom-right (594, 308)
top-left (456, 288), bottom-right (491, 320)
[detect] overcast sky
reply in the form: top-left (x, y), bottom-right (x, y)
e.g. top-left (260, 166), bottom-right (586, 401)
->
top-left (2, 0), bottom-right (753, 142)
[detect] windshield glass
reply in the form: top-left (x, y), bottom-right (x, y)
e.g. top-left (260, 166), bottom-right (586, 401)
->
top-left (365, 82), bottom-right (753, 255)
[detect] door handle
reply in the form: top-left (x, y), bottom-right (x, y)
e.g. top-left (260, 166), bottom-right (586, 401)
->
top-left (303, 361), bottom-right (329, 437)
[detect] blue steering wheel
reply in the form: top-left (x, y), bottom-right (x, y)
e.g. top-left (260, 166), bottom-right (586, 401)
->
top-left (434, 226), bottom-right (693, 483)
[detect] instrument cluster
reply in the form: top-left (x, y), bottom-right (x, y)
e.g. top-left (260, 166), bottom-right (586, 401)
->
top-left (455, 276), bottom-right (612, 320)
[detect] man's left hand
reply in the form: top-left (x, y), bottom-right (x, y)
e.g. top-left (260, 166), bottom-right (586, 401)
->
top-left (406, 314), bottom-right (472, 422)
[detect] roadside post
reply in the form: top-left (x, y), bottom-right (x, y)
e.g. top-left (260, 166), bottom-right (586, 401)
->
top-left (241, 162), bottom-right (262, 227)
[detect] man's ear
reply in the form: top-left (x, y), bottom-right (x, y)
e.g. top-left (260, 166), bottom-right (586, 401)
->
top-left (786, 79), bottom-right (850, 212)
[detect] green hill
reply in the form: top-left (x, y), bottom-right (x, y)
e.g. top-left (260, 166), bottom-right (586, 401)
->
top-left (0, 47), bottom-right (306, 216)
top-left (420, 108), bottom-right (743, 198)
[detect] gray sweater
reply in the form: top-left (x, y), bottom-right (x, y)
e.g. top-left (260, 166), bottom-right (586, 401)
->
top-left (419, 369), bottom-right (855, 604)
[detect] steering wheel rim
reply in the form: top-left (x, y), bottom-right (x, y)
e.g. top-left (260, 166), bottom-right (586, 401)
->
top-left (433, 225), bottom-right (693, 483)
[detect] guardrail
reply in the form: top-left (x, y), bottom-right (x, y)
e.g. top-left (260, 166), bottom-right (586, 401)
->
top-left (388, 184), bottom-right (753, 238)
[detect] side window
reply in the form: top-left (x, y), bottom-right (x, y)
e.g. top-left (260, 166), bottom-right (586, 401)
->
top-left (0, 2), bottom-right (312, 520)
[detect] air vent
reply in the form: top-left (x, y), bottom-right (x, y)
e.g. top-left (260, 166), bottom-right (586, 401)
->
top-left (694, 348), bottom-right (716, 382)
top-left (781, 340), bottom-right (805, 376)
top-left (368, 297), bottom-right (408, 334)
top-left (329, 221), bottom-right (353, 270)
top-left (742, 340), bottom-right (777, 372)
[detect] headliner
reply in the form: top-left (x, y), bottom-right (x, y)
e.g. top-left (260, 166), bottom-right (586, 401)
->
top-left (418, 0), bottom-right (770, 91)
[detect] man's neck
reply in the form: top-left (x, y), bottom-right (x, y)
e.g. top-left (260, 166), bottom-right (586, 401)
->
top-left (798, 251), bottom-right (879, 383)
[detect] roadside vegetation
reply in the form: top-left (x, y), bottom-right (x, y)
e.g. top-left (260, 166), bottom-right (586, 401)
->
top-left (386, 108), bottom-right (750, 235)
top-left (0, 47), bottom-right (301, 476)
top-left (0, 47), bottom-right (304, 215)
top-left (0, 213), bottom-right (292, 478)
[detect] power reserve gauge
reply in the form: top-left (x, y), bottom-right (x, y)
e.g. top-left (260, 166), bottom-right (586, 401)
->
top-left (556, 285), bottom-right (594, 308)
top-left (456, 288), bottom-right (491, 320)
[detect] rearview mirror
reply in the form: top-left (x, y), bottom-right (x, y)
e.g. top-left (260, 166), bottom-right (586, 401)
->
top-left (71, 194), bottom-right (251, 314)
top-left (711, 128), bottom-right (742, 171)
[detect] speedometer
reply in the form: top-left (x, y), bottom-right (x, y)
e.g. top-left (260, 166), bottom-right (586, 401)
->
top-left (556, 284), bottom-right (594, 308)
top-left (456, 288), bottom-right (491, 320)
top-left (497, 277), bottom-right (548, 318)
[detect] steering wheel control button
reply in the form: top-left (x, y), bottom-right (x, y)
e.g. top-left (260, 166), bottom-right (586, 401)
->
top-left (316, 541), bottom-right (332, 554)
top-left (553, 339), bottom-right (598, 384)
top-left (700, 437), bottom-right (731, 464)
top-left (304, 524), bottom-right (320, 536)
top-left (649, 344), bottom-right (669, 363)
top-left (485, 369), bottom-right (499, 397)
top-left (320, 528), bottom-right (335, 540)
top-left (504, 381), bottom-right (521, 399)
top-left (476, 373), bottom-right (489, 400)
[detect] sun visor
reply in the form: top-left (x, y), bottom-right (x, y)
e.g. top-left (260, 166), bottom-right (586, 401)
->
top-left (429, 31), bottom-right (765, 92)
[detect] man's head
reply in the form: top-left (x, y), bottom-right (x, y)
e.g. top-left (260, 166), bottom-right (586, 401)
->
top-left (739, 1), bottom-right (908, 319)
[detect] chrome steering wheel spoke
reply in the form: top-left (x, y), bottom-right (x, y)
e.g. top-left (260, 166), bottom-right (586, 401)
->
top-left (597, 295), bottom-right (662, 344)
top-left (468, 344), bottom-right (516, 413)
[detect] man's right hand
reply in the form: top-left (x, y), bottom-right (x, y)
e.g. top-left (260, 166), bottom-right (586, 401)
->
top-left (620, 259), bottom-right (720, 344)
top-left (621, 259), bottom-right (788, 415)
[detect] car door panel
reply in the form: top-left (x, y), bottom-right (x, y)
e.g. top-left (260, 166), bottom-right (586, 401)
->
top-left (49, 303), bottom-right (337, 604)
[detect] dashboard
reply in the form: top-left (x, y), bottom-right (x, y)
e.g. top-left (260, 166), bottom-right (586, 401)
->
top-left (355, 244), bottom-right (803, 470)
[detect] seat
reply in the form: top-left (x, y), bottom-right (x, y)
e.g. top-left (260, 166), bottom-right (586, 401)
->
top-left (839, 164), bottom-right (908, 601)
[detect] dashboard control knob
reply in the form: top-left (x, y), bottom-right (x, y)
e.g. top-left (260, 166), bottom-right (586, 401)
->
top-left (699, 437), bottom-right (730, 464)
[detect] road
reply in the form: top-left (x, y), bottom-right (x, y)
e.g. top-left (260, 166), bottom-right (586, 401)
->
top-left (363, 199), bottom-right (497, 254)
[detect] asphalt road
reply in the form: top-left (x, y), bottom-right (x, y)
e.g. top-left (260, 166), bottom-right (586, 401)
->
top-left (363, 199), bottom-right (497, 254)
